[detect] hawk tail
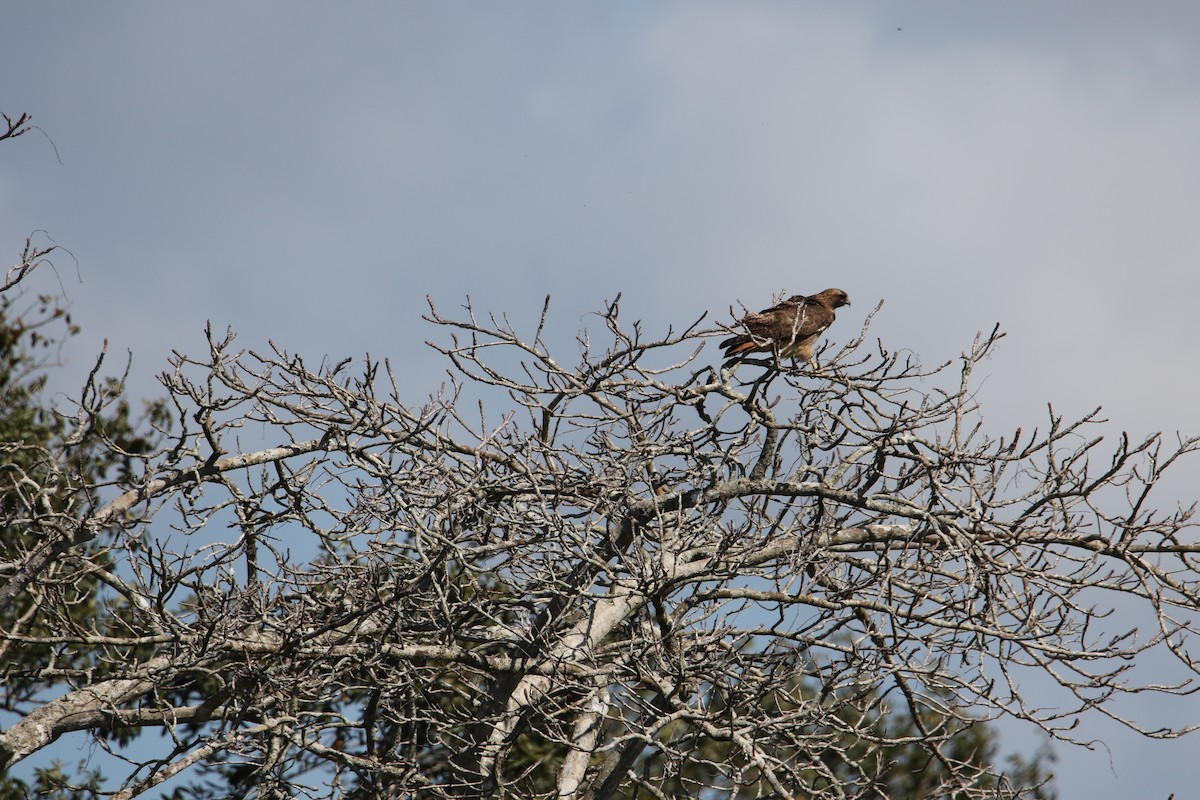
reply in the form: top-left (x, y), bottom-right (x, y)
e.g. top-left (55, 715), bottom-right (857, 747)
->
top-left (720, 335), bottom-right (757, 357)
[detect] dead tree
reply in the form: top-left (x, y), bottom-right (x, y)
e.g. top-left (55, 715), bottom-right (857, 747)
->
top-left (1, 288), bottom-right (1197, 800)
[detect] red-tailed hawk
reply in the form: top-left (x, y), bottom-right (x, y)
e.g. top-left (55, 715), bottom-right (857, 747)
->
top-left (721, 288), bottom-right (851, 368)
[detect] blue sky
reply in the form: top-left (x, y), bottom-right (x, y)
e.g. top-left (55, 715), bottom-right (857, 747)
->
top-left (3, 3), bottom-right (1200, 797)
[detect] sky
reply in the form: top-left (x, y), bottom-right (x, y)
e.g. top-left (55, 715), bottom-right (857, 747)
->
top-left (3, 2), bottom-right (1200, 797)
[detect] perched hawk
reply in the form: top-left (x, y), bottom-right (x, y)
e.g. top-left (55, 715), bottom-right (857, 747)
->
top-left (720, 288), bottom-right (851, 368)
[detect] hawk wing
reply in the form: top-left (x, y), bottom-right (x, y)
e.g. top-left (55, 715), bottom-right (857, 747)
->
top-left (721, 295), bottom-right (834, 359)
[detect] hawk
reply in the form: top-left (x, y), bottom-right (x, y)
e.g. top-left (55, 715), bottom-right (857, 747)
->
top-left (720, 288), bottom-right (851, 369)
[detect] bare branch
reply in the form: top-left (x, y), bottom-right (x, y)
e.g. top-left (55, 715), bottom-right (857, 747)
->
top-left (3, 295), bottom-right (1196, 798)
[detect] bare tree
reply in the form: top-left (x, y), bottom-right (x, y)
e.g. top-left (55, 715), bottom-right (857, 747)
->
top-left (2, 264), bottom-right (1198, 799)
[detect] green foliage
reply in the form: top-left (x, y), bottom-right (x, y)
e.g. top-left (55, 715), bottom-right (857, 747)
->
top-left (0, 289), bottom-right (167, 794)
top-left (597, 674), bottom-right (1058, 800)
top-left (0, 759), bottom-right (104, 800)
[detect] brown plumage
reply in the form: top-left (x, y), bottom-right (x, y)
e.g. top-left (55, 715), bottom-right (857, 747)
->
top-left (721, 288), bottom-right (851, 367)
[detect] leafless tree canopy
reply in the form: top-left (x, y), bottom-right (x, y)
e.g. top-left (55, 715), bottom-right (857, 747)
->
top-left (2, 285), bottom-right (1198, 799)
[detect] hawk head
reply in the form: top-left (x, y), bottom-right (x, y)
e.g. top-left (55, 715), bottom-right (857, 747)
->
top-left (814, 288), bottom-right (851, 309)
